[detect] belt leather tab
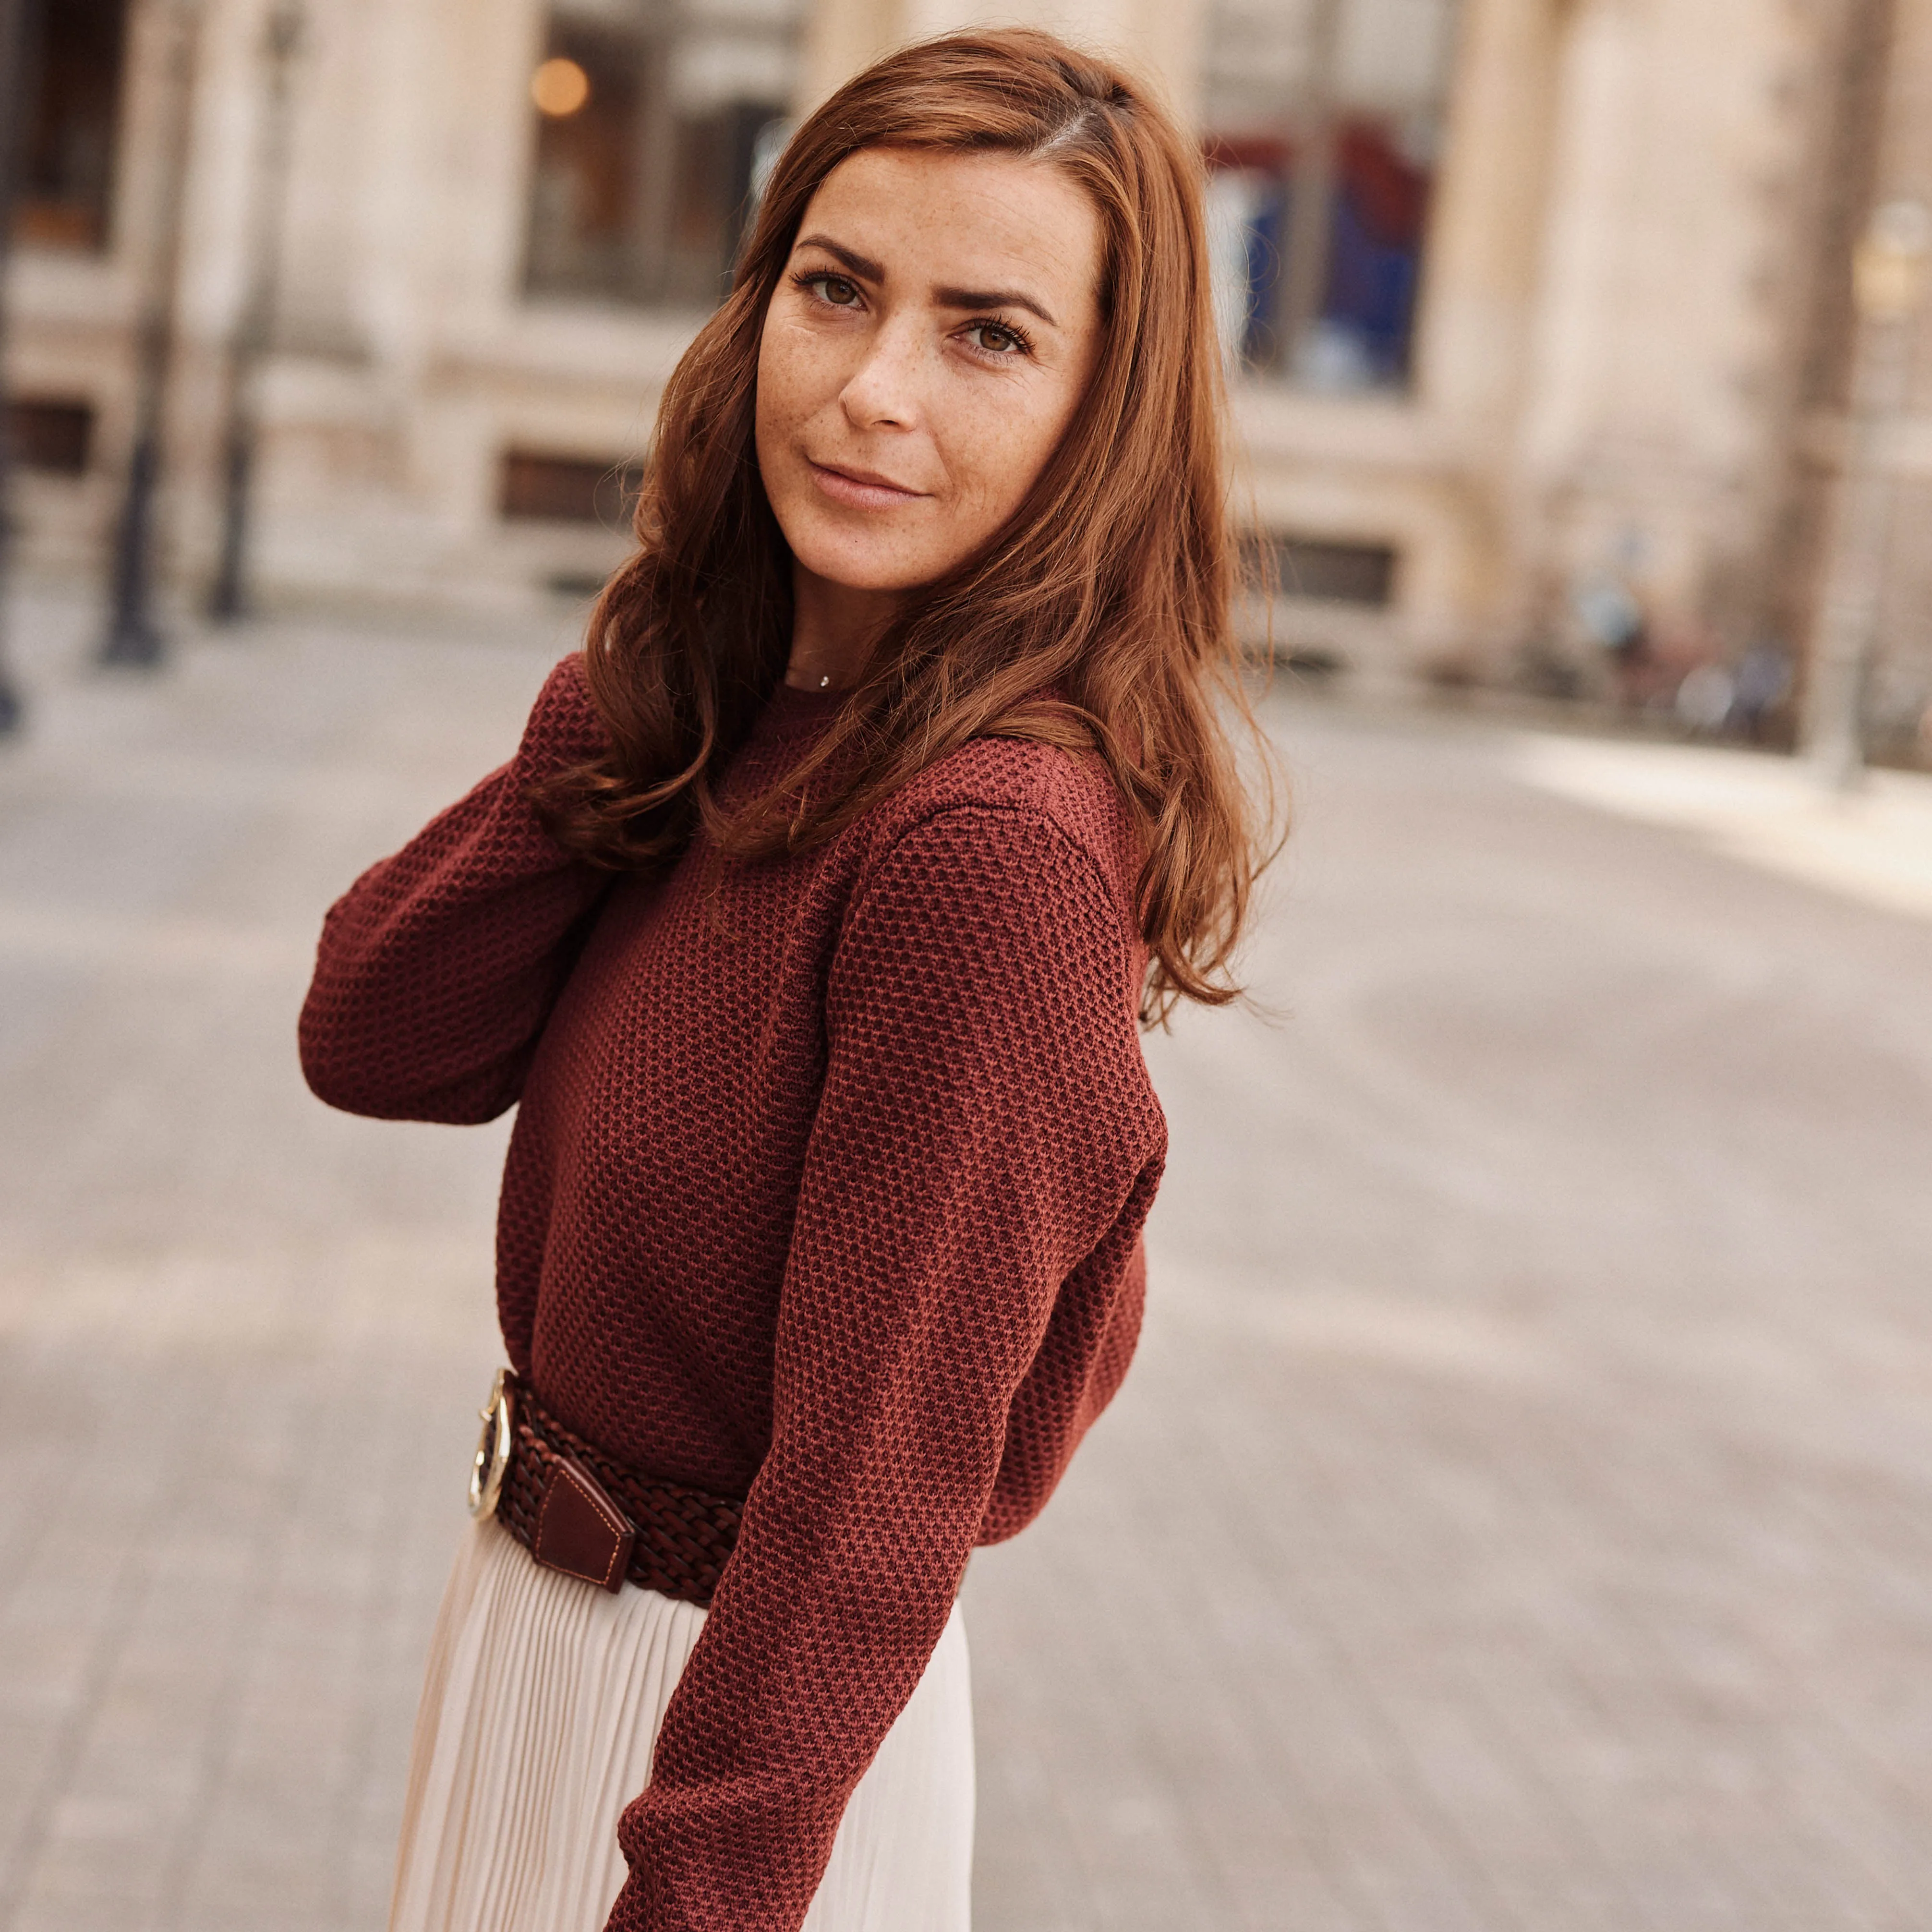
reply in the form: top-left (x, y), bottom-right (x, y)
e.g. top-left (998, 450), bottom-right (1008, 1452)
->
top-left (532, 1453), bottom-right (636, 1592)
top-left (484, 1370), bottom-right (743, 1604)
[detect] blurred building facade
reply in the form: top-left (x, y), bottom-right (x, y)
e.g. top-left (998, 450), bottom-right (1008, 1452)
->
top-left (5, 0), bottom-right (1931, 730)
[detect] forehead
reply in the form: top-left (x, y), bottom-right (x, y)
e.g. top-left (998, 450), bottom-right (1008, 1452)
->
top-left (798, 146), bottom-right (1102, 314)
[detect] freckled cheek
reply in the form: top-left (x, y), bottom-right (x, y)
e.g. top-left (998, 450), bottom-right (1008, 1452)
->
top-left (752, 410), bottom-right (793, 518)
top-left (944, 412), bottom-right (1056, 533)
top-left (753, 355), bottom-right (790, 468)
top-left (759, 325), bottom-right (831, 433)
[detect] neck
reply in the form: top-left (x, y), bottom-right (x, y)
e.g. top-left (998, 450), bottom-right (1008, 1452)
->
top-left (784, 565), bottom-right (901, 691)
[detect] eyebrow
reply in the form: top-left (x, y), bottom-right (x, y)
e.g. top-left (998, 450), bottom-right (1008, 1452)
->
top-left (794, 233), bottom-right (1061, 329)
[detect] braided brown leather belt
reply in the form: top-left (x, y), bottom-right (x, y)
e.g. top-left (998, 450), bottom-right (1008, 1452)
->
top-left (468, 1369), bottom-right (743, 1605)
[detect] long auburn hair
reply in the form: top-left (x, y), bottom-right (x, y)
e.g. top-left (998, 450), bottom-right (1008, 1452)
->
top-left (536, 27), bottom-right (1278, 1021)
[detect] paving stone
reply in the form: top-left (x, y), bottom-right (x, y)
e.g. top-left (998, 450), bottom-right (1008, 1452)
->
top-left (1, 594), bottom-right (1929, 1930)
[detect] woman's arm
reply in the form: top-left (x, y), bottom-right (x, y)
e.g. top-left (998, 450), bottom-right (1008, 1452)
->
top-left (298, 655), bottom-right (612, 1123)
top-left (606, 802), bottom-right (1167, 1932)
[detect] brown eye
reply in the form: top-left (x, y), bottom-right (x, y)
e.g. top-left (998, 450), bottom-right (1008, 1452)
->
top-left (966, 322), bottom-right (1026, 356)
top-left (808, 274), bottom-right (860, 306)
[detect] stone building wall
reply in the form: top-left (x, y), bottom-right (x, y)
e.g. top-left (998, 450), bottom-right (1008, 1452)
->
top-left (4, 0), bottom-right (1928, 720)
top-left (1864, 0), bottom-right (1932, 751)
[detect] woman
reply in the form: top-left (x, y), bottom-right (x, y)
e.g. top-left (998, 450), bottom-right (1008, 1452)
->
top-left (300, 27), bottom-right (1273, 1932)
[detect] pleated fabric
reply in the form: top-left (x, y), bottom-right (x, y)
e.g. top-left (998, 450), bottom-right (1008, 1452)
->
top-left (388, 1517), bottom-right (975, 1932)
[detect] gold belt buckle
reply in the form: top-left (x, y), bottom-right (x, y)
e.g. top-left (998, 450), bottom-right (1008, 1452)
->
top-left (468, 1368), bottom-right (515, 1520)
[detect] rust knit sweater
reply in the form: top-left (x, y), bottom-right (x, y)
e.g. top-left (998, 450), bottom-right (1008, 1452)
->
top-left (299, 657), bottom-right (1167, 1932)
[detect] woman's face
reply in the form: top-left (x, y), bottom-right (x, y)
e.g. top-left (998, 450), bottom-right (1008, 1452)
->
top-left (755, 145), bottom-right (1105, 601)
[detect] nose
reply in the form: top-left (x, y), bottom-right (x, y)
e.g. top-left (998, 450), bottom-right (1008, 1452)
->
top-left (838, 314), bottom-right (926, 433)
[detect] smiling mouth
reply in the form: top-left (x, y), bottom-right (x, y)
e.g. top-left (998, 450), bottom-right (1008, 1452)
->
top-left (808, 460), bottom-right (926, 507)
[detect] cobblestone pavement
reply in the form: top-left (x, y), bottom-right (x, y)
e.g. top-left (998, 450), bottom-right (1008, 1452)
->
top-left (1, 597), bottom-right (1929, 1932)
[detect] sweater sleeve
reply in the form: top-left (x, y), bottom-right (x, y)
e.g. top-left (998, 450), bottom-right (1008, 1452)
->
top-left (298, 654), bottom-right (612, 1123)
top-left (605, 803), bottom-right (1166, 1932)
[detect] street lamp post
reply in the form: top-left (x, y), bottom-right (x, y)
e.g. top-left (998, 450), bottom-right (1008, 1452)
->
top-left (99, 0), bottom-right (203, 668)
top-left (1277, 0), bottom-right (1343, 382)
top-left (0, 0), bottom-right (35, 736)
top-left (1802, 197), bottom-right (1932, 788)
top-left (208, 0), bottom-right (304, 623)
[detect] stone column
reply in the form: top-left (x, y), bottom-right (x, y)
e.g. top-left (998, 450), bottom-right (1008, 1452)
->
top-left (1799, 0), bottom-right (1932, 767)
top-left (1417, 0), bottom-right (1564, 425)
top-left (1408, 0), bottom-right (1567, 638)
top-left (1514, 0), bottom-right (1827, 663)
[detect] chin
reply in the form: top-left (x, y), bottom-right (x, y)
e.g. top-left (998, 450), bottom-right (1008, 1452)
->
top-left (791, 533), bottom-right (935, 596)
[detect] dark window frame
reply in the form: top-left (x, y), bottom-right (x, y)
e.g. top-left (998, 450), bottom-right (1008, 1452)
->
top-left (520, 9), bottom-right (791, 311)
top-left (13, 0), bottom-right (133, 254)
top-left (1273, 535), bottom-right (1399, 607)
top-left (1203, 0), bottom-right (1463, 393)
top-left (6, 398), bottom-right (96, 475)
top-left (499, 449), bottom-right (643, 527)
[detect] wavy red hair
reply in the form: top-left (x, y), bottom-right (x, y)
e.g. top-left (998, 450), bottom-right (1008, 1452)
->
top-left (535, 26), bottom-right (1278, 1020)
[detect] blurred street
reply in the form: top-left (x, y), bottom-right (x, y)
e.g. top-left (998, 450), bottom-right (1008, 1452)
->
top-left (1, 598), bottom-right (1930, 1932)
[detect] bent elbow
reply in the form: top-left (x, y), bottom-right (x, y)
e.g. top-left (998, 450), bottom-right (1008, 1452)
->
top-left (298, 1002), bottom-right (385, 1116)
top-left (297, 1004), bottom-right (520, 1125)
top-left (297, 986), bottom-right (410, 1118)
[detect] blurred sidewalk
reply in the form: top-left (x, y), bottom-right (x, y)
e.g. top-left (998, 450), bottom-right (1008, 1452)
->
top-left (0, 596), bottom-right (569, 1932)
top-left (1512, 732), bottom-right (1932, 923)
top-left (2, 596), bottom-right (1930, 1932)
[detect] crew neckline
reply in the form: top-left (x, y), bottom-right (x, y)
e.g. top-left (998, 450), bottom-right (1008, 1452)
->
top-left (757, 679), bottom-right (851, 739)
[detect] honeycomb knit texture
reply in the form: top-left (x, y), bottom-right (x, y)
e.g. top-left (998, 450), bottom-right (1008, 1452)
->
top-left (299, 656), bottom-right (1168, 1932)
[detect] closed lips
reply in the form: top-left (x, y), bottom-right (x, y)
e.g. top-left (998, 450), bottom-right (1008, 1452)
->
top-left (810, 461), bottom-right (926, 501)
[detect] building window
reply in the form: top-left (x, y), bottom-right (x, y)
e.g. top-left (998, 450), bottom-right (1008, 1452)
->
top-left (522, 0), bottom-right (801, 309)
top-left (14, 0), bottom-right (131, 251)
top-left (1205, 0), bottom-right (1461, 391)
top-left (1274, 535), bottom-right (1397, 605)
top-left (6, 399), bottom-right (96, 474)
top-left (500, 449), bottom-right (643, 525)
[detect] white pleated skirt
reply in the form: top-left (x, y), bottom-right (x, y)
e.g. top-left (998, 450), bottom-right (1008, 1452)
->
top-left (388, 1516), bottom-right (975, 1932)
